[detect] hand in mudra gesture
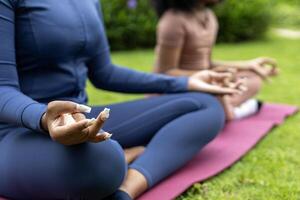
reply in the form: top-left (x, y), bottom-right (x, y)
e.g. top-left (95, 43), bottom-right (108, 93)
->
top-left (188, 70), bottom-right (247, 95)
top-left (245, 57), bottom-right (279, 80)
top-left (41, 101), bottom-right (111, 145)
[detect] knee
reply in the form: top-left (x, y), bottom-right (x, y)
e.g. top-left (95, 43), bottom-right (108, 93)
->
top-left (248, 75), bottom-right (263, 95)
top-left (61, 141), bottom-right (127, 199)
top-left (168, 92), bottom-right (225, 143)
top-left (177, 92), bottom-right (223, 108)
top-left (179, 93), bottom-right (225, 141)
top-left (195, 93), bottom-right (225, 140)
top-left (189, 92), bottom-right (225, 114)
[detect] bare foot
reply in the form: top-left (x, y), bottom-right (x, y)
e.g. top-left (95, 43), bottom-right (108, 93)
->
top-left (124, 146), bottom-right (145, 164)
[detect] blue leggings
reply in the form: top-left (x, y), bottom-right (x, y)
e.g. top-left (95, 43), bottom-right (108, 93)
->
top-left (0, 92), bottom-right (225, 199)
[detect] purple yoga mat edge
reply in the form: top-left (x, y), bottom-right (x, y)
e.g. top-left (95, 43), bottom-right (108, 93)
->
top-left (161, 122), bottom-right (290, 199)
top-left (138, 104), bottom-right (299, 200)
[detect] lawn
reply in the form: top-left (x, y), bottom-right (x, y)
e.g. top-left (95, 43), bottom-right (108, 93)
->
top-left (86, 33), bottom-right (300, 199)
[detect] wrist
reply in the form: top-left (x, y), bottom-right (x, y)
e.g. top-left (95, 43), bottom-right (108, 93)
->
top-left (187, 77), bottom-right (197, 91)
top-left (40, 112), bottom-right (49, 132)
top-left (21, 103), bottom-right (48, 133)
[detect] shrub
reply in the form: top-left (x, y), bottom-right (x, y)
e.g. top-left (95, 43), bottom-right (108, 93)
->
top-left (214, 0), bottom-right (273, 42)
top-left (101, 0), bottom-right (273, 50)
top-left (272, 3), bottom-right (300, 28)
top-left (101, 0), bottom-right (157, 50)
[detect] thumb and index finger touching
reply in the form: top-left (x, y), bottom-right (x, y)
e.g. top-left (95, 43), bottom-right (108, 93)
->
top-left (47, 101), bottom-right (112, 138)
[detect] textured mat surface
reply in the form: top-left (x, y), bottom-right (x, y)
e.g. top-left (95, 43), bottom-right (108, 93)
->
top-left (138, 104), bottom-right (298, 200)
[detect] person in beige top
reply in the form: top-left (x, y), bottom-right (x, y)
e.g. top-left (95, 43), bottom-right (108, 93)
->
top-left (152, 0), bottom-right (278, 120)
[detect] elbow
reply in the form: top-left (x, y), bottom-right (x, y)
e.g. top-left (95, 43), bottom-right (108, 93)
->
top-left (87, 65), bottom-right (114, 89)
top-left (88, 77), bottom-right (105, 90)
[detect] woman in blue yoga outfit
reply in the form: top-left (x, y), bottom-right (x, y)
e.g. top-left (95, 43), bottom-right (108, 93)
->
top-left (0, 0), bottom-right (242, 199)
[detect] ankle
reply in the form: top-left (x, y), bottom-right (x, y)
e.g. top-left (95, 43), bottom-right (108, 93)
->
top-left (119, 187), bottom-right (133, 199)
top-left (119, 169), bottom-right (148, 199)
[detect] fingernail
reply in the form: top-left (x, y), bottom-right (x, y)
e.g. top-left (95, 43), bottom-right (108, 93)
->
top-left (101, 108), bottom-right (110, 120)
top-left (96, 132), bottom-right (103, 136)
top-left (76, 104), bottom-right (92, 113)
top-left (87, 118), bottom-right (96, 126)
top-left (96, 132), bottom-right (112, 140)
top-left (104, 133), bottom-right (112, 140)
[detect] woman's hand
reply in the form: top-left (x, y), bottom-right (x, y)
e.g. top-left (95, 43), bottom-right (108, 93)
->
top-left (243, 57), bottom-right (279, 80)
top-left (188, 70), bottom-right (246, 95)
top-left (41, 101), bottom-right (112, 145)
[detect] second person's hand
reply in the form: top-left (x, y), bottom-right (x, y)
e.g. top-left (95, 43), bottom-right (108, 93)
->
top-left (188, 70), bottom-right (247, 95)
top-left (244, 57), bottom-right (279, 80)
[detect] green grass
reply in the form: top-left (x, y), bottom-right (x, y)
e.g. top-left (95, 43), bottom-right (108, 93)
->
top-left (86, 34), bottom-right (300, 199)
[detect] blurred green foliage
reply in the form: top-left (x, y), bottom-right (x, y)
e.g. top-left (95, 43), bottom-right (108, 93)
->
top-left (214, 0), bottom-right (273, 42)
top-left (275, 0), bottom-right (300, 5)
top-left (272, 0), bottom-right (300, 28)
top-left (101, 0), bottom-right (157, 50)
top-left (101, 0), bottom-right (273, 50)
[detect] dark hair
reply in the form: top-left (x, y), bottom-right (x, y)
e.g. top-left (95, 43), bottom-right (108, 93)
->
top-left (151, 0), bottom-right (201, 17)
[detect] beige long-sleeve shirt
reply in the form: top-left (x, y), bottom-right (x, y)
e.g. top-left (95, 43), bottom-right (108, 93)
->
top-left (154, 8), bottom-right (218, 73)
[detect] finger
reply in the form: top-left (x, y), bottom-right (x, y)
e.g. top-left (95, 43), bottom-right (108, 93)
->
top-left (214, 87), bottom-right (240, 95)
top-left (89, 108), bottom-right (110, 136)
top-left (228, 82), bottom-right (246, 95)
top-left (270, 68), bottom-right (277, 75)
top-left (76, 104), bottom-right (92, 113)
top-left (228, 81), bottom-right (242, 89)
top-left (236, 78), bottom-right (250, 92)
top-left (206, 85), bottom-right (240, 95)
top-left (48, 101), bottom-right (83, 116)
top-left (89, 131), bottom-right (112, 143)
top-left (270, 66), bottom-right (280, 76)
top-left (212, 68), bottom-right (226, 73)
top-left (226, 68), bottom-right (238, 74)
top-left (210, 72), bottom-right (233, 81)
top-left (72, 113), bottom-right (86, 122)
top-left (55, 119), bottom-right (91, 135)
top-left (87, 118), bottom-right (96, 126)
top-left (252, 65), bottom-right (268, 80)
top-left (260, 57), bottom-right (277, 66)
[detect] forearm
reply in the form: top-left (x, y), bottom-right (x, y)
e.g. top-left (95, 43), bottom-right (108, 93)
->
top-left (163, 68), bottom-right (199, 77)
top-left (212, 60), bottom-right (250, 70)
top-left (89, 62), bottom-right (188, 94)
top-left (106, 66), bottom-right (188, 94)
top-left (0, 86), bottom-right (47, 132)
top-left (88, 48), bottom-right (189, 94)
top-left (0, 0), bottom-right (48, 133)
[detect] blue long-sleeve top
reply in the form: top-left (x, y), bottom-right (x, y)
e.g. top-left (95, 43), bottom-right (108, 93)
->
top-left (0, 0), bottom-right (188, 133)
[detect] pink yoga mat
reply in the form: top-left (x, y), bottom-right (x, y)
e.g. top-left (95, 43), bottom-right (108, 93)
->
top-left (138, 103), bottom-right (298, 200)
top-left (0, 104), bottom-right (297, 200)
